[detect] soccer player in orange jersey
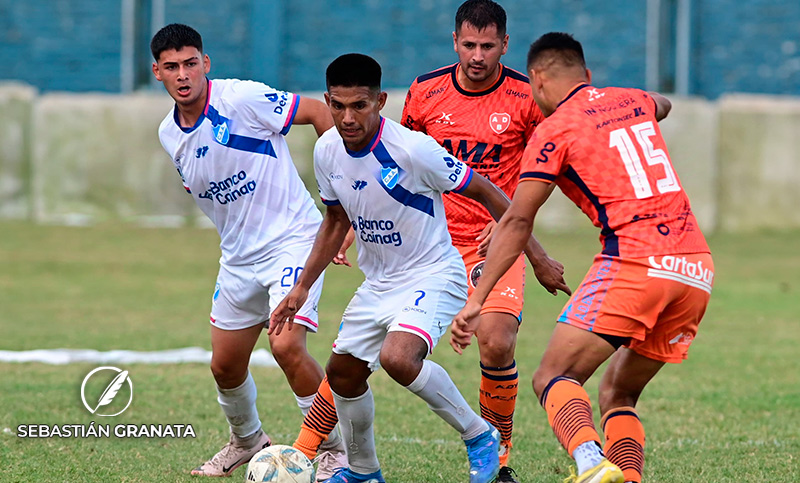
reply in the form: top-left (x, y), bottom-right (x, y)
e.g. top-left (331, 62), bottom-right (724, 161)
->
top-left (451, 33), bottom-right (714, 483)
top-left (402, 3), bottom-right (570, 480)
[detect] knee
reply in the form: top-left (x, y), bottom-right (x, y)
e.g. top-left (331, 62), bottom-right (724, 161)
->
top-left (379, 348), bottom-right (422, 386)
top-left (210, 358), bottom-right (247, 388)
top-left (270, 336), bottom-right (306, 369)
top-left (478, 335), bottom-right (516, 367)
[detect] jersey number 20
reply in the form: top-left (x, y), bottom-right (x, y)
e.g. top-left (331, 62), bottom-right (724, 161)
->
top-left (609, 121), bottom-right (680, 199)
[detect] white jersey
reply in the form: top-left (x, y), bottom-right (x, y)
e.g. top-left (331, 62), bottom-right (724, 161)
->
top-left (158, 78), bottom-right (322, 266)
top-left (315, 117), bottom-right (474, 290)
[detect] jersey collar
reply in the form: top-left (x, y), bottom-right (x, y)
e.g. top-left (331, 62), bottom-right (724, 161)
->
top-left (451, 63), bottom-right (507, 97)
top-left (344, 117), bottom-right (386, 158)
top-left (556, 83), bottom-right (590, 110)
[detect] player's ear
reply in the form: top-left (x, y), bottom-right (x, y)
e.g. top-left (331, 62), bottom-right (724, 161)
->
top-left (452, 31), bottom-right (458, 52)
top-left (586, 68), bottom-right (592, 83)
top-left (152, 62), bottom-right (162, 81)
top-left (323, 92), bottom-right (330, 107)
top-left (501, 34), bottom-right (509, 55)
top-left (377, 91), bottom-right (388, 110)
top-left (203, 54), bottom-right (211, 74)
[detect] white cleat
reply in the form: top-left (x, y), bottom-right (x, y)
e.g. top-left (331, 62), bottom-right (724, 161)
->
top-left (190, 429), bottom-right (271, 477)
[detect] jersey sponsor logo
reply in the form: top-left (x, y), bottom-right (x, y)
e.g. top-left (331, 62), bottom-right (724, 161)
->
top-left (536, 142), bottom-right (556, 163)
top-left (329, 173), bottom-right (343, 180)
top-left (587, 88), bottom-right (606, 101)
top-left (434, 112), bottom-right (455, 125)
top-left (505, 88), bottom-right (530, 99)
top-left (489, 112), bottom-right (511, 134)
top-left (381, 167), bottom-right (399, 189)
top-left (669, 332), bottom-right (694, 346)
top-left (352, 216), bottom-right (402, 247)
top-left (213, 121), bottom-right (230, 145)
top-left (265, 91), bottom-right (290, 115)
top-left (352, 180), bottom-right (368, 190)
top-left (441, 139), bottom-right (502, 169)
top-left (443, 156), bottom-right (465, 183)
top-left (195, 146), bottom-right (209, 158)
top-left (197, 170), bottom-right (257, 205)
top-left (647, 255), bottom-right (714, 293)
top-left (425, 87), bottom-right (446, 99)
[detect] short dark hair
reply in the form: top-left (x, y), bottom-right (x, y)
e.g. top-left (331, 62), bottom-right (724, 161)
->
top-left (455, 0), bottom-right (507, 37)
top-left (526, 32), bottom-right (586, 71)
top-left (326, 53), bottom-right (382, 91)
top-left (150, 23), bottom-right (203, 61)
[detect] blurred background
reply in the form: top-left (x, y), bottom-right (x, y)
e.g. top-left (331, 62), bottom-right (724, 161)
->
top-left (1, 0), bottom-right (799, 232)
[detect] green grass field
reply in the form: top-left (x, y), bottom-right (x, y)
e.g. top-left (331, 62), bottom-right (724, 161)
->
top-left (1, 221), bottom-right (798, 482)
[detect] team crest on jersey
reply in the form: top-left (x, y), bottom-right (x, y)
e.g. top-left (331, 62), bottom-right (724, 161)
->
top-left (489, 112), bottom-right (511, 134)
top-left (381, 167), bottom-right (399, 189)
top-left (469, 261), bottom-right (484, 288)
top-left (212, 121), bottom-right (230, 145)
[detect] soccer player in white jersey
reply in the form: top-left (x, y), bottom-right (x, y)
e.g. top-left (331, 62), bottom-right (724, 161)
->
top-left (269, 54), bottom-right (566, 483)
top-left (151, 24), bottom-right (346, 477)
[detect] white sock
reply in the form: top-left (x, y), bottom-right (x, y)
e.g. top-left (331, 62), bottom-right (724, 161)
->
top-left (405, 360), bottom-right (488, 441)
top-left (295, 393), bottom-right (315, 416)
top-left (332, 387), bottom-right (380, 475)
top-left (573, 441), bottom-right (604, 474)
top-left (217, 372), bottom-right (262, 439)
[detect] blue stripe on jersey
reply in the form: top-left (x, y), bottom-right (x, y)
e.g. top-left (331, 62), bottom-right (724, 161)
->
top-left (452, 167), bottom-right (473, 193)
top-left (564, 166), bottom-right (619, 256)
top-left (520, 172), bottom-right (556, 182)
top-left (372, 141), bottom-right (435, 217)
top-left (206, 105), bottom-right (278, 158)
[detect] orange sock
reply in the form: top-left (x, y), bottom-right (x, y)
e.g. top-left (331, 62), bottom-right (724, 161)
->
top-left (601, 406), bottom-right (645, 483)
top-left (293, 376), bottom-right (338, 460)
top-left (540, 376), bottom-right (601, 455)
top-left (480, 361), bottom-right (518, 466)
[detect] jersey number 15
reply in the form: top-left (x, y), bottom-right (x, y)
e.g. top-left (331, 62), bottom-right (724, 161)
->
top-left (609, 121), bottom-right (680, 199)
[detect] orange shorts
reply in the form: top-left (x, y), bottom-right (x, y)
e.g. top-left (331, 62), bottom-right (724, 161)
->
top-left (457, 244), bottom-right (526, 321)
top-left (558, 253), bottom-right (714, 363)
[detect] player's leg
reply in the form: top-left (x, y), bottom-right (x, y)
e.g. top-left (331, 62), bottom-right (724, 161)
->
top-left (532, 322), bottom-right (624, 483)
top-left (383, 276), bottom-right (499, 483)
top-left (598, 348), bottom-right (664, 483)
top-left (465, 247), bottom-right (525, 480)
top-left (192, 264), bottom-right (272, 477)
top-left (191, 322), bottom-right (272, 476)
top-left (325, 352), bottom-right (384, 483)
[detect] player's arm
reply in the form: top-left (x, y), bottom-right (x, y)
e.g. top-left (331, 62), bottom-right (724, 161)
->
top-left (459, 175), bottom-right (569, 296)
top-left (450, 180), bottom-right (558, 353)
top-left (649, 92), bottom-right (672, 121)
top-left (268, 203), bottom-right (350, 335)
top-left (293, 97), bottom-right (334, 136)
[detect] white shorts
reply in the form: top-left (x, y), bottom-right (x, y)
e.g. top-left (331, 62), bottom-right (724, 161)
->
top-left (210, 243), bottom-right (324, 332)
top-left (332, 273), bottom-right (467, 371)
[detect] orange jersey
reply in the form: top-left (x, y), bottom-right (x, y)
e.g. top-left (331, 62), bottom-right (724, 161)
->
top-left (402, 63), bottom-right (545, 246)
top-left (520, 84), bottom-right (709, 258)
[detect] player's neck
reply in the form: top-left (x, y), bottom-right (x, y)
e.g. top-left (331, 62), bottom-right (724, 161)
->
top-left (456, 63), bottom-right (502, 92)
top-left (175, 79), bottom-right (209, 128)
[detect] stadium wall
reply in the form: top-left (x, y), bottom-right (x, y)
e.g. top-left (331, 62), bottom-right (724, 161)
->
top-left (0, 0), bottom-right (798, 99)
top-left (2, 83), bottom-right (799, 233)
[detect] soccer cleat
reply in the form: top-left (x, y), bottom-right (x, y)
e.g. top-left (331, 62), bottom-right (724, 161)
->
top-left (465, 426), bottom-right (501, 483)
top-left (495, 465), bottom-right (520, 482)
top-left (190, 429), bottom-right (271, 477)
top-left (314, 445), bottom-right (349, 482)
top-left (322, 467), bottom-right (385, 483)
top-left (562, 459), bottom-right (624, 483)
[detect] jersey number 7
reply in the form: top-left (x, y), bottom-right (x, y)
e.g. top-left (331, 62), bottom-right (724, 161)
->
top-left (609, 121), bottom-right (681, 199)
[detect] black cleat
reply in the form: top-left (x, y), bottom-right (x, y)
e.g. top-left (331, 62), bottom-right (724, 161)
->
top-left (495, 466), bottom-right (520, 483)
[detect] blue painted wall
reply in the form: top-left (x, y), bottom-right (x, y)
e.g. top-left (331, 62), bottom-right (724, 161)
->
top-left (0, 0), bottom-right (797, 98)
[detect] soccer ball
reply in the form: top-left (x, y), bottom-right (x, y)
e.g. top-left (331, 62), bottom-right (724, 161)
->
top-left (244, 444), bottom-right (315, 482)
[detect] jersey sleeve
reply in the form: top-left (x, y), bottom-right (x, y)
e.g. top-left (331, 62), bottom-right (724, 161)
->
top-left (401, 80), bottom-right (426, 133)
top-left (313, 140), bottom-right (339, 206)
top-left (412, 134), bottom-right (473, 193)
top-left (232, 80), bottom-right (300, 136)
top-left (519, 127), bottom-right (569, 184)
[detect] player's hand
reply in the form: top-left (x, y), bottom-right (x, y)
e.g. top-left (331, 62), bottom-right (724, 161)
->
top-left (332, 228), bottom-right (355, 267)
top-left (450, 299), bottom-right (483, 354)
top-left (268, 286), bottom-right (309, 335)
top-left (532, 256), bottom-right (572, 296)
top-left (475, 221), bottom-right (496, 258)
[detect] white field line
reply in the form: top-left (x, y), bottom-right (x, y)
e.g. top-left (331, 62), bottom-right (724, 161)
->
top-left (0, 348), bottom-right (278, 367)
